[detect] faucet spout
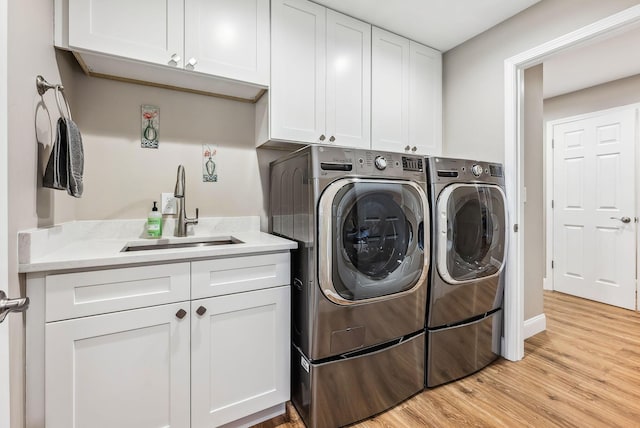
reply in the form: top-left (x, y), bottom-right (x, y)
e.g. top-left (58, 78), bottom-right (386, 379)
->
top-left (174, 165), bottom-right (185, 198)
top-left (173, 165), bottom-right (198, 237)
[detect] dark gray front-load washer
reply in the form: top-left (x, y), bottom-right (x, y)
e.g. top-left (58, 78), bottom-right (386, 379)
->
top-left (425, 157), bottom-right (507, 387)
top-left (270, 145), bottom-right (429, 427)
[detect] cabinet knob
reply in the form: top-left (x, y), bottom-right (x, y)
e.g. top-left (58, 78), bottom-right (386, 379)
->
top-left (196, 306), bottom-right (207, 316)
top-left (411, 146), bottom-right (417, 152)
top-left (329, 136), bottom-right (335, 142)
top-left (175, 309), bottom-right (187, 319)
top-left (319, 134), bottom-right (326, 141)
top-left (404, 145), bottom-right (410, 151)
top-left (186, 57), bottom-right (198, 70)
top-left (168, 54), bottom-right (181, 66)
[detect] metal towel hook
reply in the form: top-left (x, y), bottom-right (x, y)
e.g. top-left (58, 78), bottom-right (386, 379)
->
top-left (36, 75), bottom-right (72, 120)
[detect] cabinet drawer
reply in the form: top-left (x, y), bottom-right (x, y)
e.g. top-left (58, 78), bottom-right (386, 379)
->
top-left (191, 253), bottom-right (290, 299)
top-left (45, 263), bottom-right (191, 322)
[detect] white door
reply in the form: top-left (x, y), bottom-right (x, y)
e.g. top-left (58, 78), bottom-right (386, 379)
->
top-left (184, 0), bottom-right (270, 85)
top-left (325, 10), bottom-right (371, 149)
top-left (552, 107), bottom-right (637, 309)
top-left (371, 26), bottom-right (410, 153)
top-left (271, 0), bottom-right (326, 143)
top-left (68, 0), bottom-right (184, 67)
top-left (45, 303), bottom-right (191, 428)
top-left (191, 286), bottom-right (290, 427)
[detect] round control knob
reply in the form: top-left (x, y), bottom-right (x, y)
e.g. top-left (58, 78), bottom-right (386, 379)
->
top-left (471, 164), bottom-right (483, 177)
top-left (374, 156), bottom-right (387, 170)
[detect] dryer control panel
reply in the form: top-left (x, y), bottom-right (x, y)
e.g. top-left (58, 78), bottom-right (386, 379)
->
top-left (428, 157), bottom-right (505, 186)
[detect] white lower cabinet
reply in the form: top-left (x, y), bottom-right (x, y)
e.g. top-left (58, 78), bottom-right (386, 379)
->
top-left (27, 253), bottom-right (291, 428)
top-left (45, 303), bottom-right (191, 428)
top-left (191, 286), bottom-right (291, 427)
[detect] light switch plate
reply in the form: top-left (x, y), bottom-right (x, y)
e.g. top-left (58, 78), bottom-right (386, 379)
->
top-left (161, 193), bottom-right (177, 214)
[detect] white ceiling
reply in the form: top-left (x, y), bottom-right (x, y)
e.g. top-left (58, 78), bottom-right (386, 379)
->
top-left (543, 24), bottom-right (640, 98)
top-left (312, 0), bottom-right (541, 51)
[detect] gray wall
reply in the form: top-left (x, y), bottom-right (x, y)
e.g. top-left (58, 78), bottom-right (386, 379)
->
top-left (523, 65), bottom-right (544, 320)
top-left (442, 0), bottom-right (640, 323)
top-left (545, 73), bottom-right (640, 121)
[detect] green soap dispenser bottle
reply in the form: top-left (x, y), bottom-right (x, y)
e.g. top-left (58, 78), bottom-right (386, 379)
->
top-left (147, 201), bottom-right (163, 238)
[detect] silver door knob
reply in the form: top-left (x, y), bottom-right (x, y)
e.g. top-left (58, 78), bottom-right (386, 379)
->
top-left (610, 216), bottom-right (632, 223)
top-left (0, 290), bottom-right (29, 323)
top-left (168, 54), bottom-right (181, 66)
top-left (186, 57), bottom-right (198, 69)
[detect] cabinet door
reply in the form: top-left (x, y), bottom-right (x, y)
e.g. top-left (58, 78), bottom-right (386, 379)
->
top-left (191, 286), bottom-right (291, 427)
top-left (271, 0), bottom-right (326, 143)
top-left (68, 0), bottom-right (184, 67)
top-left (45, 303), bottom-right (191, 428)
top-left (184, 0), bottom-right (269, 85)
top-left (326, 10), bottom-right (371, 149)
top-left (409, 41), bottom-right (442, 155)
top-left (371, 27), bottom-right (410, 153)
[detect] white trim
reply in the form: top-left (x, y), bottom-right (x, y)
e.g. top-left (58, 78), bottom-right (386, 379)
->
top-left (0, 0), bottom-right (10, 425)
top-left (503, 4), bottom-right (640, 361)
top-left (523, 313), bottom-right (546, 340)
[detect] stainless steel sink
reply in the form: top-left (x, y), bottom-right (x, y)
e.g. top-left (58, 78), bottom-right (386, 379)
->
top-left (121, 237), bottom-right (243, 252)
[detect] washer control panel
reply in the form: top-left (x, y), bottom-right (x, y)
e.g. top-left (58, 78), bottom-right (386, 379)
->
top-left (431, 157), bottom-right (505, 185)
top-left (374, 156), bottom-right (387, 170)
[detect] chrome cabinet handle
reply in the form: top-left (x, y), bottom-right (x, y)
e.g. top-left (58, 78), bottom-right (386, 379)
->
top-left (169, 54), bottom-right (181, 66)
top-left (0, 290), bottom-right (29, 323)
top-left (610, 216), bottom-right (632, 223)
top-left (186, 57), bottom-right (198, 70)
top-left (319, 134), bottom-right (326, 141)
top-left (196, 306), bottom-right (207, 316)
top-left (411, 146), bottom-right (417, 152)
top-left (404, 145), bottom-right (410, 151)
top-left (329, 136), bottom-right (335, 142)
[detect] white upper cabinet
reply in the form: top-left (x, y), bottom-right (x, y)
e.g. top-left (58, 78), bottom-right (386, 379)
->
top-left (268, 0), bottom-right (371, 148)
top-left (371, 27), bottom-right (410, 153)
top-left (409, 40), bottom-right (442, 156)
top-left (67, 0), bottom-right (185, 67)
top-left (325, 10), bottom-right (371, 149)
top-left (372, 27), bottom-right (442, 156)
top-left (57, 0), bottom-right (270, 100)
top-left (184, 0), bottom-right (270, 85)
top-left (270, 0), bottom-right (326, 144)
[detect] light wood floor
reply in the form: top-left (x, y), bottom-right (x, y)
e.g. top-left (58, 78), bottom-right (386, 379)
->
top-left (257, 291), bottom-right (640, 427)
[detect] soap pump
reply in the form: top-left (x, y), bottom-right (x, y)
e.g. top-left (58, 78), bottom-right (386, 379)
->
top-left (147, 201), bottom-right (162, 238)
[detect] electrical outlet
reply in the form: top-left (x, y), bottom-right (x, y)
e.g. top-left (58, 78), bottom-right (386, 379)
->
top-left (161, 193), bottom-right (177, 215)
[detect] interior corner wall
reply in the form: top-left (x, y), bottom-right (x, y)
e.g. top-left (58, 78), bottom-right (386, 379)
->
top-left (544, 73), bottom-right (640, 121)
top-left (442, 0), bottom-right (640, 164)
top-left (523, 64), bottom-right (545, 321)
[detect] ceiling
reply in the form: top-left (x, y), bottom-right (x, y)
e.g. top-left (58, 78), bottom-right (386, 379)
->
top-left (312, 0), bottom-right (541, 51)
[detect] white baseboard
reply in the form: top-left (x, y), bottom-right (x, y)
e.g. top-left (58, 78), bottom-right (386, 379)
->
top-left (523, 313), bottom-right (547, 339)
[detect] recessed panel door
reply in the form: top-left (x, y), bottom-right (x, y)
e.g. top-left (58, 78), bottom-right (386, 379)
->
top-left (553, 107), bottom-right (636, 309)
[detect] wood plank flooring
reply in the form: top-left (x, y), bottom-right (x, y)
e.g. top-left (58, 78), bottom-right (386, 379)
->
top-left (256, 291), bottom-right (640, 427)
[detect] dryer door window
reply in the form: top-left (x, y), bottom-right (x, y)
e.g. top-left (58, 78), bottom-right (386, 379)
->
top-left (318, 179), bottom-right (429, 304)
top-left (437, 184), bottom-right (507, 284)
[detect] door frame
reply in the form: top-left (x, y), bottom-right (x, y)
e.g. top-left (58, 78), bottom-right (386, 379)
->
top-left (0, 0), bottom-right (10, 425)
top-left (503, 4), bottom-right (640, 361)
top-left (544, 104), bottom-right (640, 298)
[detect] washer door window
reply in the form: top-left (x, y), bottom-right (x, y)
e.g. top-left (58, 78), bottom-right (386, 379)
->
top-left (437, 184), bottom-right (507, 284)
top-left (319, 179), bottom-right (428, 304)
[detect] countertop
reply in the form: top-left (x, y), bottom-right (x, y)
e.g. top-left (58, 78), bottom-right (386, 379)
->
top-left (18, 217), bottom-right (297, 273)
